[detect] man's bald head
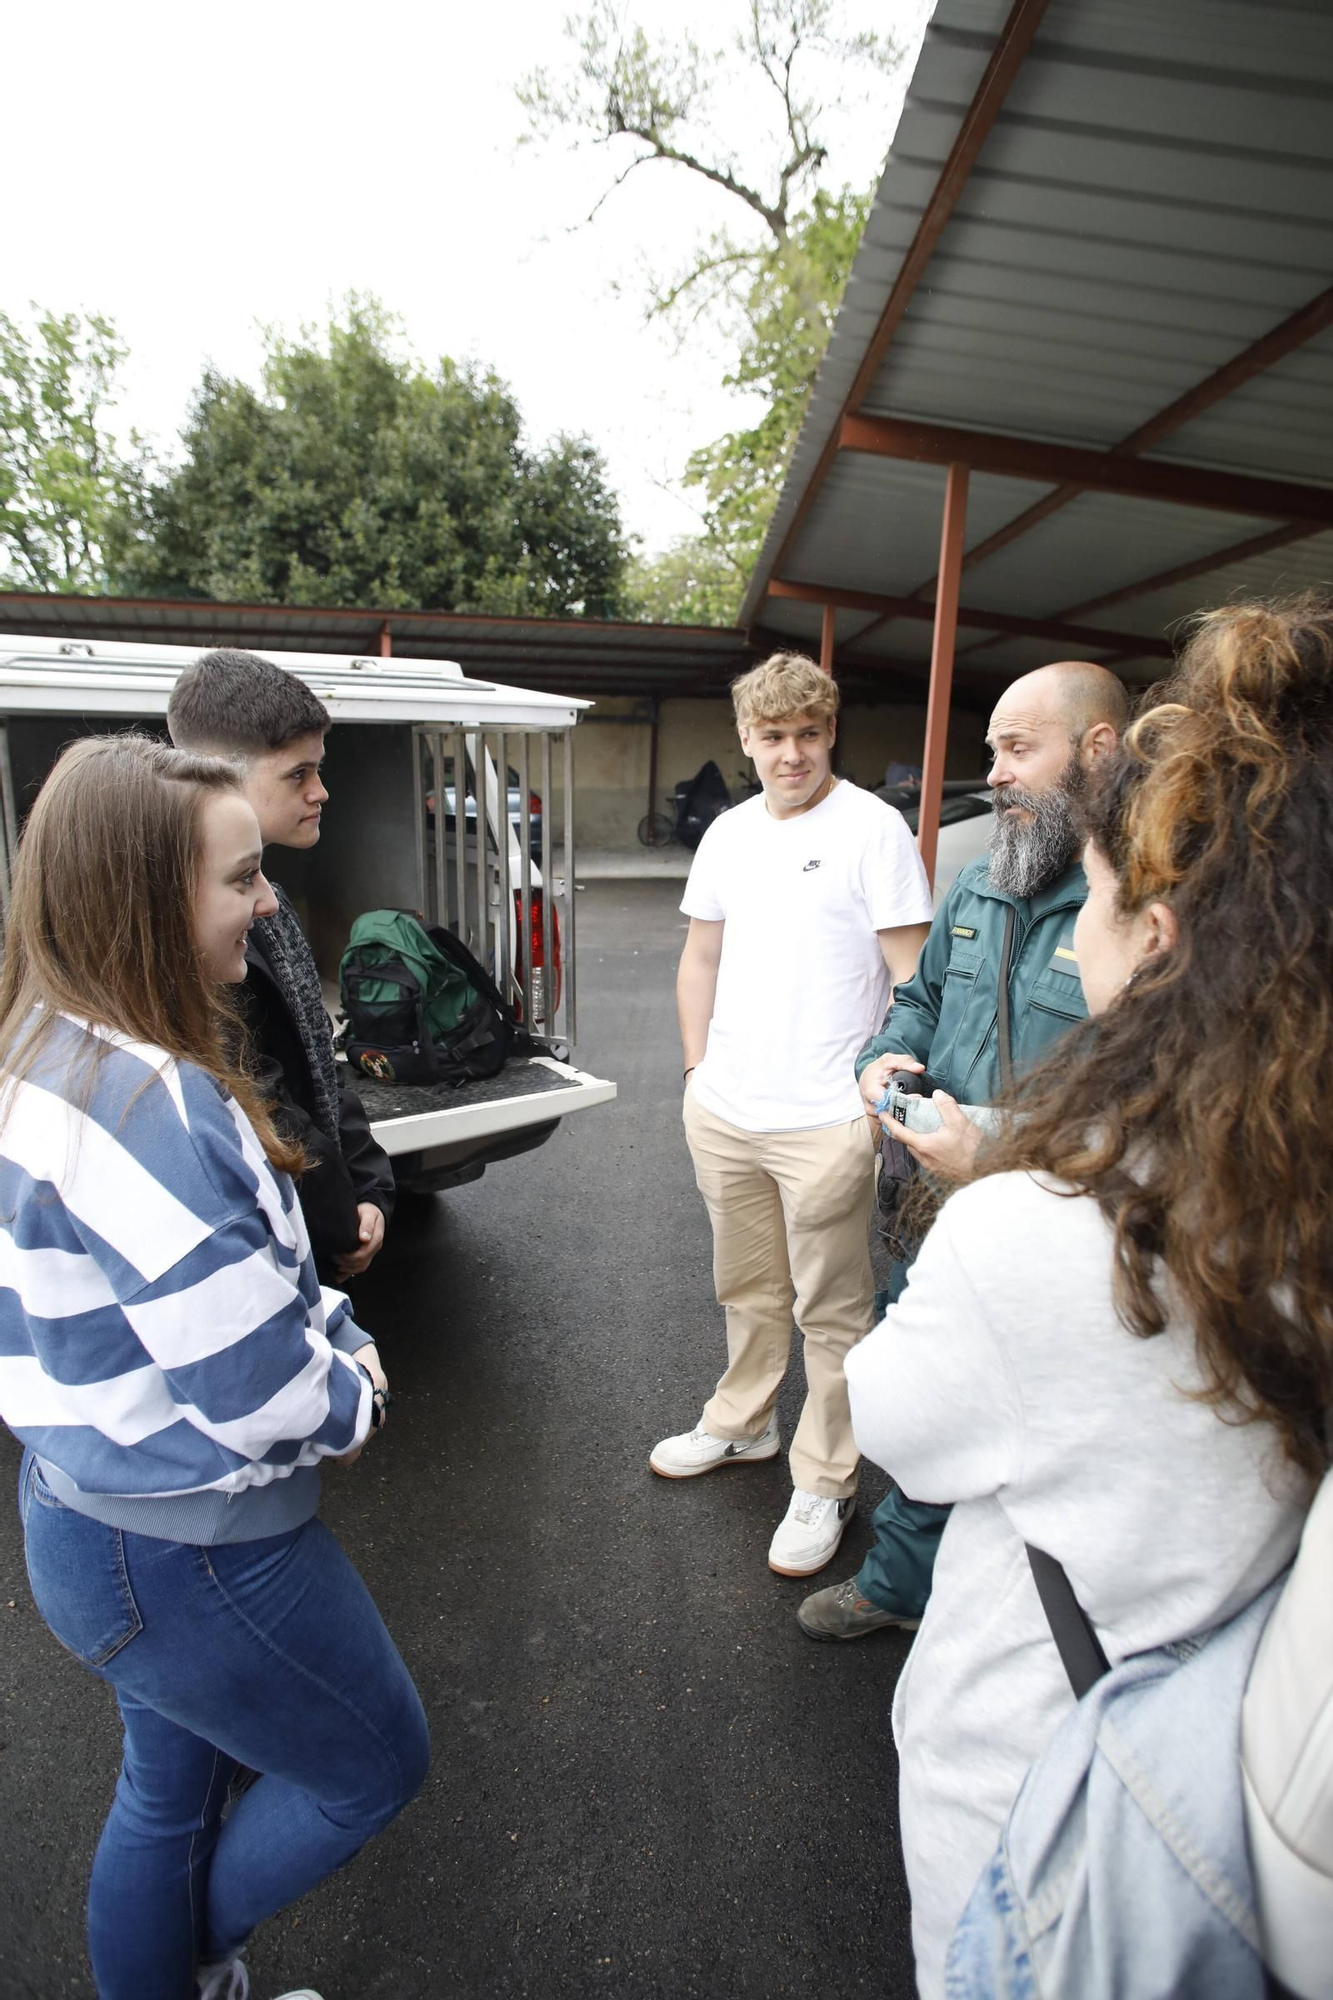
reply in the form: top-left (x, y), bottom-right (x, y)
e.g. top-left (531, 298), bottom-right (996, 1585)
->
top-left (985, 660), bottom-right (1127, 897)
top-left (992, 661), bottom-right (1129, 742)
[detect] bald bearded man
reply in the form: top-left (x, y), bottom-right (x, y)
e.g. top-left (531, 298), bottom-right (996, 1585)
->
top-left (799, 660), bottom-right (1130, 1641)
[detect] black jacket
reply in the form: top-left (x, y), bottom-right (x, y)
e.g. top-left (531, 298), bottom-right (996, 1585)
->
top-left (241, 891), bottom-right (395, 1270)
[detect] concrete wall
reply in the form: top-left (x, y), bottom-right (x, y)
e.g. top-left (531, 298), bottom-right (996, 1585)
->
top-left (557, 697), bottom-right (653, 847)
top-left (554, 693), bottom-right (989, 848)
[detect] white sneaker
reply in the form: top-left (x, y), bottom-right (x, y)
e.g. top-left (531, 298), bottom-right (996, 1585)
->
top-left (198, 1961), bottom-right (249, 2000)
top-left (197, 1962), bottom-right (322, 2000)
top-left (649, 1414), bottom-right (781, 1478)
top-left (768, 1489), bottom-right (855, 1577)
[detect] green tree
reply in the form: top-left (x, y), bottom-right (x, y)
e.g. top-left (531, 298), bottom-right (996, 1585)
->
top-left (118, 298), bottom-right (632, 618)
top-left (683, 185), bottom-right (870, 594)
top-left (520, 2), bottom-right (909, 615)
top-left (0, 308), bottom-right (145, 592)
top-left (625, 532), bottom-right (747, 626)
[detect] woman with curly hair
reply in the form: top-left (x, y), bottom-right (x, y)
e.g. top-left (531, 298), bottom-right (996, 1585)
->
top-left (846, 600), bottom-right (1331, 1997)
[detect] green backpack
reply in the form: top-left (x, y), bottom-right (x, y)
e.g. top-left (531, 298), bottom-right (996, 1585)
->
top-left (339, 909), bottom-right (523, 1086)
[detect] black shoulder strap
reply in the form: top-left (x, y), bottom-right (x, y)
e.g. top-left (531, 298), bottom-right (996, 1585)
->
top-left (996, 899), bottom-right (1017, 1092)
top-left (418, 919), bottom-right (546, 1059)
top-left (418, 918), bottom-right (509, 1016)
top-left (341, 949), bottom-right (423, 1000)
top-left (1026, 1545), bottom-right (1110, 1699)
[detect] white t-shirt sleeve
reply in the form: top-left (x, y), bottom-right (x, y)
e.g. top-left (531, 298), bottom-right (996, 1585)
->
top-left (846, 1192), bottom-right (1025, 1503)
top-left (861, 804), bottom-right (934, 931)
top-left (680, 817), bottom-right (728, 922)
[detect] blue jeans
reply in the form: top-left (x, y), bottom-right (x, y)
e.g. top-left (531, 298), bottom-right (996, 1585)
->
top-left (19, 1451), bottom-right (429, 2000)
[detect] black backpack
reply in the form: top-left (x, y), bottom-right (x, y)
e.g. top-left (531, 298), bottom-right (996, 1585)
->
top-left (338, 909), bottom-right (534, 1087)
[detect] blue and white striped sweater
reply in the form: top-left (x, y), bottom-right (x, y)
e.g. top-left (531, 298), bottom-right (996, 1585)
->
top-left (0, 1015), bottom-right (372, 1542)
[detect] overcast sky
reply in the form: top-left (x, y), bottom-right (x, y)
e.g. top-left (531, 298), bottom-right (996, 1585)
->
top-left (9, 0), bottom-right (929, 554)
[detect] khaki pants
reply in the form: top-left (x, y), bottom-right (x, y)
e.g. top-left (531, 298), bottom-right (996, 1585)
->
top-left (683, 1086), bottom-right (876, 1499)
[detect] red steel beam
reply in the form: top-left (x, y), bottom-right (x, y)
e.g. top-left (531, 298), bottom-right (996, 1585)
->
top-left (1115, 284), bottom-right (1333, 452)
top-left (767, 577), bottom-right (1173, 658)
top-left (918, 465), bottom-right (970, 885)
top-left (1055, 522), bottom-right (1324, 622)
top-left (839, 414), bottom-right (1333, 526)
top-left (920, 284), bottom-right (1333, 595)
top-left (755, 0), bottom-right (1051, 596)
top-left (819, 603), bottom-right (837, 674)
top-left (951, 522), bottom-right (1323, 663)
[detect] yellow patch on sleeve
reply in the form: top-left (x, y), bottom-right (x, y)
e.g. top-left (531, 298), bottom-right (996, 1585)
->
top-left (951, 925), bottom-right (977, 939)
top-left (1053, 945), bottom-right (1079, 963)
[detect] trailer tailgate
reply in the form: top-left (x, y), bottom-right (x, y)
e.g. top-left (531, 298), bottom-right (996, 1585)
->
top-left (351, 1055), bottom-right (615, 1156)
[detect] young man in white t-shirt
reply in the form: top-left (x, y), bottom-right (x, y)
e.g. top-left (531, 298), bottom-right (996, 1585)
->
top-left (650, 653), bottom-right (932, 1576)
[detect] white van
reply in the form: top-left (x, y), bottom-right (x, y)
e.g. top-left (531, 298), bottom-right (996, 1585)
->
top-left (0, 635), bottom-right (616, 1194)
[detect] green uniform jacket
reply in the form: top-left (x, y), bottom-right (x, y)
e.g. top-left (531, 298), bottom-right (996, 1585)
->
top-left (855, 855), bottom-right (1089, 1103)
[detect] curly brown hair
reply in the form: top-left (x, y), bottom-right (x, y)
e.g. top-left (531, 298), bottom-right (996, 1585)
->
top-left (975, 598), bottom-right (1333, 1477)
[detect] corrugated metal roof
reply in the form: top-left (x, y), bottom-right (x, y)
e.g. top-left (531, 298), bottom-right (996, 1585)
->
top-left (741, 0), bottom-right (1333, 684)
top-left (776, 456), bottom-right (1044, 598)
top-left (0, 593), bottom-right (759, 701)
top-left (958, 489), bottom-right (1276, 615)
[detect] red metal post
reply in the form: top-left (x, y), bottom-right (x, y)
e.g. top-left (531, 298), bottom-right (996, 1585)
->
top-left (917, 463), bottom-right (970, 888)
top-left (646, 697), bottom-right (660, 831)
top-left (819, 603), bottom-right (836, 675)
top-left (378, 620), bottom-right (392, 657)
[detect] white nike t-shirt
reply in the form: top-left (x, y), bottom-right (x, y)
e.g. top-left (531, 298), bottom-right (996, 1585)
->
top-left (681, 780), bottom-right (932, 1132)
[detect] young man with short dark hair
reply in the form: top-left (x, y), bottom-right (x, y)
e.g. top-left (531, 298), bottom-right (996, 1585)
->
top-left (651, 652), bottom-right (932, 1578)
top-left (168, 648), bottom-right (394, 1280)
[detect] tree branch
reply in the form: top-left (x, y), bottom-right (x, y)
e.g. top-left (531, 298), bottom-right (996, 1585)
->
top-left (604, 107), bottom-right (786, 237)
top-left (646, 244), bottom-right (764, 325)
top-left (583, 148), bottom-right (659, 226)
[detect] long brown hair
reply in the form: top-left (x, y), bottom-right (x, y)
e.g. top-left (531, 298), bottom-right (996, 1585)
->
top-left (976, 598), bottom-right (1333, 1477)
top-left (0, 734), bottom-right (302, 1175)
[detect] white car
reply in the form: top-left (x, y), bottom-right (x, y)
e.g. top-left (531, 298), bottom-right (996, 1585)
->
top-left (878, 781), bottom-right (993, 903)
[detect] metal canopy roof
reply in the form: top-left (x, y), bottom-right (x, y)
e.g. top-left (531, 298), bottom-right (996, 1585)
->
top-left (0, 593), bottom-right (762, 705)
top-left (745, 0), bottom-right (1333, 696)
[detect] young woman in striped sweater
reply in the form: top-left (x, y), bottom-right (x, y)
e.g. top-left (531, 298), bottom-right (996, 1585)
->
top-left (0, 736), bottom-right (429, 2000)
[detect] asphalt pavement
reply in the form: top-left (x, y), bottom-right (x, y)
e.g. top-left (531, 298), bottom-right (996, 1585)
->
top-left (0, 880), bottom-right (916, 2000)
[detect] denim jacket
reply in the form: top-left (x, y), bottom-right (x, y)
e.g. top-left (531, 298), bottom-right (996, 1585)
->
top-left (945, 1579), bottom-right (1283, 2000)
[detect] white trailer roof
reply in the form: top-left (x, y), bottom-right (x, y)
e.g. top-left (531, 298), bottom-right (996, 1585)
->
top-left (0, 636), bottom-right (590, 731)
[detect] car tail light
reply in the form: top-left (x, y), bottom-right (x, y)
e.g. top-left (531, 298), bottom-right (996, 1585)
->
top-left (528, 792), bottom-right (541, 815)
top-left (513, 889), bottom-right (562, 1020)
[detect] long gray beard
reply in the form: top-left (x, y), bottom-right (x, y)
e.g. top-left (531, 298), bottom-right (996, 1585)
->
top-left (987, 759), bottom-right (1082, 899)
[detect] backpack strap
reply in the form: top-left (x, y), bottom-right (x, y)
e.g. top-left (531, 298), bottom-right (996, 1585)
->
top-left (418, 919), bottom-right (549, 1058)
top-left (996, 899), bottom-right (1017, 1092)
top-left (1026, 1544), bottom-right (1111, 1699)
top-left (341, 949), bottom-right (424, 1003)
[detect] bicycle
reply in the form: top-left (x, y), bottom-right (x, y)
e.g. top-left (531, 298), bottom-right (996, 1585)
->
top-left (637, 796), bottom-right (676, 847)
